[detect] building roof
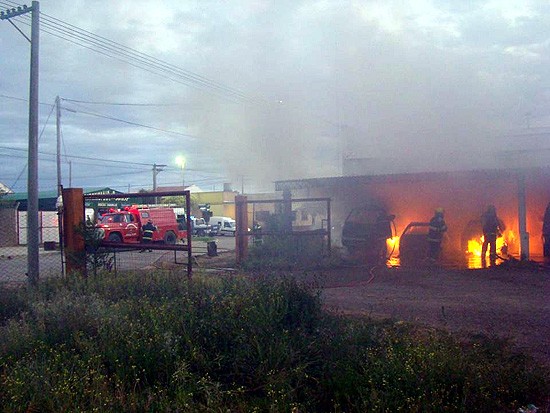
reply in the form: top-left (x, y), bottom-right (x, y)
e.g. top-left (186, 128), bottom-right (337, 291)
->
top-left (156, 185), bottom-right (203, 193)
top-left (274, 166), bottom-right (550, 191)
top-left (0, 187), bottom-right (122, 202)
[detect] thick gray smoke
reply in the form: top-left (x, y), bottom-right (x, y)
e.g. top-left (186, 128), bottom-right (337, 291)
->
top-left (2, 1), bottom-right (547, 193)
top-left (182, 1), bottom-right (548, 189)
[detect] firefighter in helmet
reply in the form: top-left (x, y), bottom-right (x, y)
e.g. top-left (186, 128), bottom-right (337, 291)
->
top-left (427, 207), bottom-right (447, 262)
top-left (481, 205), bottom-right (504, 267)
top-left (140, 219), bottom-right (157, 252)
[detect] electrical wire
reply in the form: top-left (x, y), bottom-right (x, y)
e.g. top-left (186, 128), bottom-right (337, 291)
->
top-left (61, 103), bottom-right (197, 140)
top-left (7, 100), bottom-right (55, 191)
top-left (0, 0), bottom-right (369, 138)
top-left (0, 1), bottom-right (265, 105)
top-left (0, 93), bottom-right (199, 141)
top-left (61, 98), bottom-right (178, 107)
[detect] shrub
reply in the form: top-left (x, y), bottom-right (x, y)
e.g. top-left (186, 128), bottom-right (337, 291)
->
top-left (0, 273), bottom-right (548, 412)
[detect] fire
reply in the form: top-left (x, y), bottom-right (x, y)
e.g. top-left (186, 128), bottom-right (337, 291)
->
top-left (466, 233), bottom-right (508, 257)
top-left (466, 230), bottom-right (514, 268)
top-left (386, 236), bottom-right (400, 267)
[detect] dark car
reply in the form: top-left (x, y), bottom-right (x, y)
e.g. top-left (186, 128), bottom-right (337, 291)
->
top-left (398, 221), bottom-right (430, 265)
top-left (342, 205), bottom-right (395, 263)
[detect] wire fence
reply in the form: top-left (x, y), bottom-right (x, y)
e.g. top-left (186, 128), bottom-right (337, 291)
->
top-left (83, 190), bottom-right (193, 277)
top-left (240, 196), bottom-right (332, 269)
top-left (0, 203), bottom-right (63, 285)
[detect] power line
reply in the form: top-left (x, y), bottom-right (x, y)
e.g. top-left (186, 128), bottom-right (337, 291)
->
top-left (61, 97), bottom-right (179, 107)
top-left (0, 0), bottom-right (363, 138)
top-left (1, 1), bottom-right (265, 105)
top-left (0, 145), bottom-right (153, 168)
top-left (0, 93), bottom-right (198, 140)
top-left (61, 103), bottom-right (197, 140)
top-left (0, 146), bottom-right (228, 175)
top-left (7, 100), bottom-right (56, 191)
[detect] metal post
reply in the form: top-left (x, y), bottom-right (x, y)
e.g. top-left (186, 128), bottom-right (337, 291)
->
top-left (185, 189), bottom-right (192, 279)
top-left (56, 95), bottom-right (61, 195)
top-left (326, 198), bottom-right (331, 255)
top-left (152, 163), bottom-right (165, 204)
top-left (153, 163), bottom-right (158, 192)
top-left (27, 1), bottom-right (40, 284)
top-left (518, 171), bottom-right (529, 260)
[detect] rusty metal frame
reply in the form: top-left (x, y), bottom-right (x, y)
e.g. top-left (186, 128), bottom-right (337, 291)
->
top-left (237, 196), bottom-right (332, 263)
top-left (83, 190), bottom-right (193, 278)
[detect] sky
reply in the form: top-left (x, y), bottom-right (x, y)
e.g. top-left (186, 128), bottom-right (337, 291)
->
top-left (1, 0), bottom-right (549, 194)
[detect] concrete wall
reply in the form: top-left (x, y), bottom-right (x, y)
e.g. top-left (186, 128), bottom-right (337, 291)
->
top-left (0, 203), bottom-right (18, 247)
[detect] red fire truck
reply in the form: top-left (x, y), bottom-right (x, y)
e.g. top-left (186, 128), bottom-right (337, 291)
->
top-left (96, 206), bottom-right (187, 245)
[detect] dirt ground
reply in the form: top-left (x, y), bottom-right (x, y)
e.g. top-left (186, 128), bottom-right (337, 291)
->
top-left (197, 253), bottom-right (550, 366)
top-left (317, 264), bottom-right (550, 366)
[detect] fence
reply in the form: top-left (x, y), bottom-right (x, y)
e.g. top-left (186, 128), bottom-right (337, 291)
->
top-left (0, 202), bottom-right (63, 284)
top-left (235, 195), bottom-right (332, 268)
top-left (83, 190), bottom-right (193, 277)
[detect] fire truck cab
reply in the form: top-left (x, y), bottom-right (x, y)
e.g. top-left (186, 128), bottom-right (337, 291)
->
top-left (96, 206), bottom-right (187, 245)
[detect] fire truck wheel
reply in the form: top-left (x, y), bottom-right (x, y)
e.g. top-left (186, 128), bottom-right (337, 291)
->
top-left (108, 233), bottom-right (122, 243)
top-left (164, 231), bottom-right (177, 245)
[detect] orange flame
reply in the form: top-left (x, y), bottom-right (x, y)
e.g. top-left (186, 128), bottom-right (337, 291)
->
top-left (466, 231), bottom-right (512, 268)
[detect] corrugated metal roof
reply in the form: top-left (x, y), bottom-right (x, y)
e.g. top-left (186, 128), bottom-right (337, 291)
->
top-left (274, 166), bottom-right (550, 191)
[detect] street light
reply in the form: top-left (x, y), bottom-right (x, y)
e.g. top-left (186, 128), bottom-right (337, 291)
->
top-left (175, 156), bottom-right (186, 189)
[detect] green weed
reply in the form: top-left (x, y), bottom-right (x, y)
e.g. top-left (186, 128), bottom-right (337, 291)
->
top-left (0, 273), bottom-right (547, 412)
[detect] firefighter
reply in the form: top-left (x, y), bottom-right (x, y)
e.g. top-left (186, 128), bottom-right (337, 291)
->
top-left (481, 205), bottom-right (505, 268)
top-left (542, 202), bottom-right (550, 263)
top-left (140, 219), bottom-right (157, 252)
top-left (427, 207), bottom-right (447, 262)
top-left (252, 222), bottom-right (263, 246)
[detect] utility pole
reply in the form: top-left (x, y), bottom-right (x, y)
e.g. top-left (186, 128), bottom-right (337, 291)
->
top-left (1, 2), bottom-right (40, 284)
top-left (55, 96), bottom-right (64, 276)
top-left (56, 96), bottom-right (61, 194)
top-left (152, 163), bottom-right (166, 204)
top-left (152, 163), bottom-right (166, 192)
top-left (68, 160), bottom-right (72, 187)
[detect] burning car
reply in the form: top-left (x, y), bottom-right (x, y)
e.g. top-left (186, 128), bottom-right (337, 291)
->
top-left (398, 221), bottom-right (430, 265)
top-left (342, 205), bottom-right (395, 263)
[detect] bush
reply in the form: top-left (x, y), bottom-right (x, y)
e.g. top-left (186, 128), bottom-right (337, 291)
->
top-left (0, 273), bottom-right (548, 412)
top-left (245, 234), bottom-right (330, 270)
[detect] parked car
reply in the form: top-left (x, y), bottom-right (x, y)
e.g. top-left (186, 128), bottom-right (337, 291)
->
top-left (209, 216), bottom-right (236, 236)
top-left (341, 205), bottom-right (395, 262)
top-left (190, 217), bottom-right (213, 237)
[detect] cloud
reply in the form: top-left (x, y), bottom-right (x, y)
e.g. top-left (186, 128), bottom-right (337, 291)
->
top-left (1, 0), bottom-right (550, 193)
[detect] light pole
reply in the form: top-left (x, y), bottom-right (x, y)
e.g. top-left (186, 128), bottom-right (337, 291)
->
top-left (175, 156), bottom-right (186, 190)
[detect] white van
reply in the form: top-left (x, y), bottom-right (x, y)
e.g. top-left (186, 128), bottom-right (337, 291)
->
top-left (209, 216), bottom-right (236, 236)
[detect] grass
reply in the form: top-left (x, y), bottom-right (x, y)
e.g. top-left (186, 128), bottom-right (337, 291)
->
top-left (0, 272), bottom-right (548, 412)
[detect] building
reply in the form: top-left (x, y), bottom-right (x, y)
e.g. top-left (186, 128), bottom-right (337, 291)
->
top-left (156, 185), bottom-right (239, 219)
top-left (275, 166), bottom-right (550, 264)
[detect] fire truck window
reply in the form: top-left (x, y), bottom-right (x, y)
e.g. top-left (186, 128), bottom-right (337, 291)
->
top-left (113, 215), bottom-right (123, 223)
top-left (141, 212), bottom-right (150, 219)
top-left (100, 216), bottom-right (112, 224)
